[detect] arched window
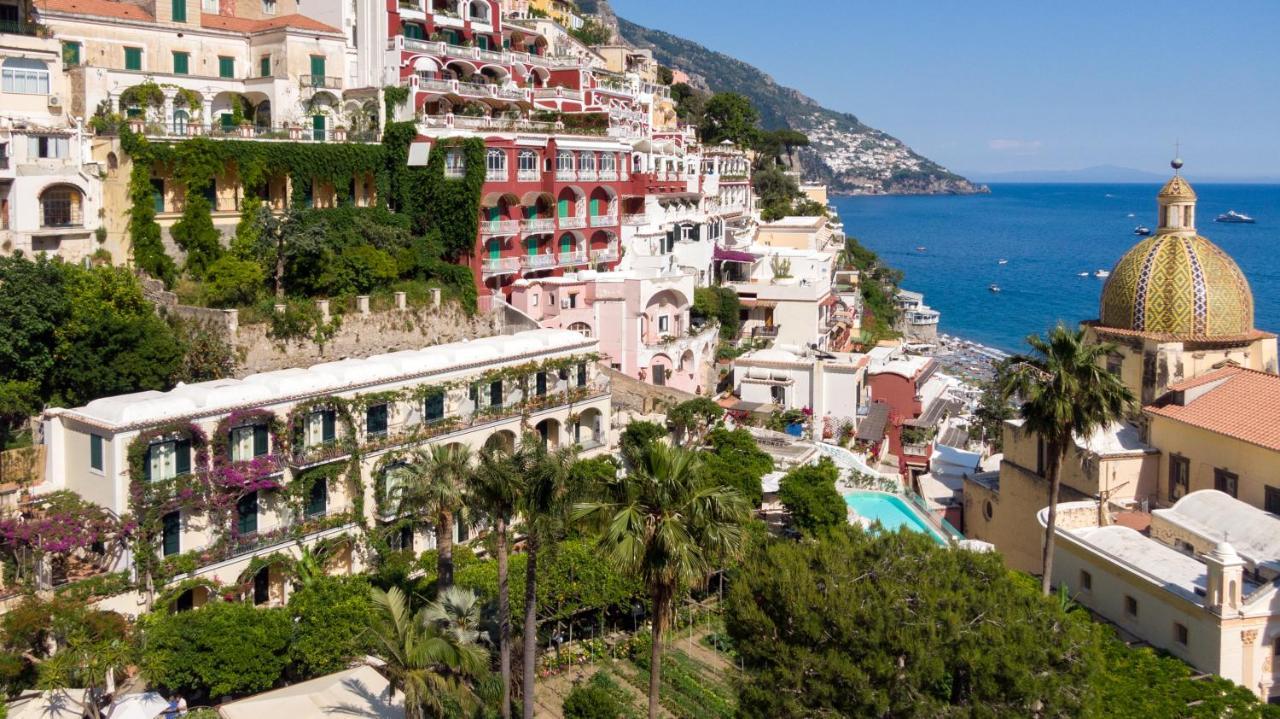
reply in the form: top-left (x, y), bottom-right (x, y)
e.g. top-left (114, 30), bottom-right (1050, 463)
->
top-left (486, 148), bottom-right (506, 178)
top-left (173, 109), bottom-right (189, 135)
top-left (517, 149), bottom-right (538, 177)
top-left (567, 322), bottom-right (592, 338)
top-left (578, 151), bottom-right (596, 172)
top-left (468, 0), bottom-right (489, 22)
top-left (40, 185), bottom-right (83, 228)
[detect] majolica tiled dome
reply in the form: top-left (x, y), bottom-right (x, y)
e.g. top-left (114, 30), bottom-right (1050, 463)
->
top-left (1099, 230), bottom-right (1255, 339)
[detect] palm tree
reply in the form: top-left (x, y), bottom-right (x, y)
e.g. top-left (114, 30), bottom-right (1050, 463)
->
top-left (401, 444), bottom-right (472, 588)
top-left (425, 585), bottom-right (486, 647)
top-left (513, 434), bottom-right (577, 719)
top-left (369, 586), bottom-right (488, 719)
top-left (1000, 324), bottom-right (1133, 595)
top-left (467, 445), bottom-right (523, 719)
top-left (574, 442), bottom-right (751, 719)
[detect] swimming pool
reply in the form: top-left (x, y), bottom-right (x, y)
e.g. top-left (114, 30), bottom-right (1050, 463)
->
top-left (844, 491), bottom-right (947, 545)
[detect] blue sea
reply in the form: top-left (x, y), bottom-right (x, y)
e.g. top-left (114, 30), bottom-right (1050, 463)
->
top-left (831, 184), bottom-right (1280, 353)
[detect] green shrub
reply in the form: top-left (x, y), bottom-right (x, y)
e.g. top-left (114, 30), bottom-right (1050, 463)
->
top-left (202, 254), bottom-right (264, 307)
top-left (287, 575), bottom-right (376, 679)
top-left (563, 672), bottom-right (624, 719)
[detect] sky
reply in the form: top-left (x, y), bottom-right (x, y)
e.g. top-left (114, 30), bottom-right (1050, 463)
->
top-left (608, 0), bottom-right (1280, 179)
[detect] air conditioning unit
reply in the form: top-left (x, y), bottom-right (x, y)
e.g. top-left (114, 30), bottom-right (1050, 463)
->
top-left (47, 95), bottom-right (61, 108)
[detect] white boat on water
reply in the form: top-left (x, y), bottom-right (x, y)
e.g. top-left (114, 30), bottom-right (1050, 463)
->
top-left (1094, 269), bottom-right (1110, 278)
top-left (997, 259), bottom-right (1008, 265)
top-left (988, 283), bottom-right (1001, 293)
top-left (1078, 271), bottom-right (1090, 277)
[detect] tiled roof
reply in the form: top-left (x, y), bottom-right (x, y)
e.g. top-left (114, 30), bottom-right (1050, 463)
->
top-left (200, 13), bottom-right (341, 34)
top-left (1144, 366), bottom-right (1280, 451)
top-left (36, 0), bottom-right (154, 21)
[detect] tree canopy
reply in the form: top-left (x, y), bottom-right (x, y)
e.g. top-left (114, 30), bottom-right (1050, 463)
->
top-left (776, 458), bottom-right (845, 533)
top-left (698, 93), bottom-right (760, 147)
top-left (701, 428), bottom-right (772, 507)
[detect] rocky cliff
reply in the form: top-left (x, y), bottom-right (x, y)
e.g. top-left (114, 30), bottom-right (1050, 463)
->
top-left (579, 1), bottom-right (987, 196)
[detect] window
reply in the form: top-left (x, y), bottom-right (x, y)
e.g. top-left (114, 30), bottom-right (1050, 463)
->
top-left (486, 149), bottom-right (506, 178)
top-left (124, 47), bottom-right (142, 71)
top-left (402, 22), bottom-right (424, 39)
top-left (366, 403), bottom-right (389, 438)
top-left (237, 491), bottom-right (258, 535)
top-left (1174, 622), bottom-right (1188, 646)
top-left (982, 500), bottom-right (994, 521)
top-left (600, 153), bottom-right (616, 172)
top-left (261, 0), bottom-right (276, 14)
top-left (252, 566), bottom-right (269, 605)
top-left (658, 315), bottom-right (669, 333)
top-left (1214, 468), bottom-right (1239, 498)
top-left (29, 135), bottom-right (69, 159)
top-left (680, 224), bottom-right (693, 242)
top-left (577, 363), bottom-right (587, 388)
top-left (1079, 570), bottom-right (1092, 592)
top-left (556, 150), bottom-right (574, 173)
top-left (578, 152), bottom-right (595, 172)
top-left (568, 293), bottom-right (577, 308)
top-left (218, 56), bottom-right (234, 79)
top-left (445, 150), bottom-right (465, 178)
top-left (2, 58), bottom-right (50, 95)
top-left (61, 41), bottom-right (80, 67)
top-left (89, 434), bottom-right (104, 472)
top-left (1106, 354), bottom-right (1123, 376)
top-left (489, 380), bottom-right (503, 407)
top-left (309, 55), bottom-right (326, 80)
top-left (172, 51), bottom-right (189, 75)
top-left (40, 186), bottom-right (82, 228)
top-left (202, 0), bottom-right (218, 9)
top-left (424, 392), bottom-right (445, 423)
top-left (259, 54), bottom-right (271, 78)
top-left (1266, 486), bottom-right (1280, 515)
top-left (311, 115), bottom-right (325, 142)
top-left (1170, 454), bottom-right (1190, 500)
top-left (172, 0), bottom-right (187, 23)
top-left (383, 464), bottom-right (411, 509)
top-left (305, 478), bottom-right (327, 517)
top-left (146, 439), bottom-right (191, 481)
top-left (151, 178), bottom-right (165, 213)
top-left (535, 371), bottom-right (547, 397)
top-left (230, 424), bottom-right (268, 461)
top-left (1124, 595), bottom-right (1138, 618)
top-left (306, 409), bottom-right (336, 447)
top-left (162, 511), bottom-right (181, 557)
top-left (518, 150), bottom-right (538, 173)
top-left (173, 109), bottom-right (189, 135)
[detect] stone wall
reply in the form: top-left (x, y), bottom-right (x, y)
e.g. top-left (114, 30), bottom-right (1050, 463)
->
top-left (603, 366), bottom-right (698, 415)
top-left (234, 301), bottom-right (508, 376)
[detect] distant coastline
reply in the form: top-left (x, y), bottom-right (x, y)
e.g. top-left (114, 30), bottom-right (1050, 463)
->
top-left (966, 165), bottom-right (1280, 185)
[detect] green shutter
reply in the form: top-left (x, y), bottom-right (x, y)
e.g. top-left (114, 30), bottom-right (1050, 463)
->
top-left (366, 404), bottom-right (388, 436)
top-left (306, 479), bottom-right (327, 517)
top-left (237, 493), bottom-right (258, 534)
top-left (124, 47), bottom-right (142, 71)
top-left (321, 411), bottom-right (335, 442)
top-left (536, 371), bottom-right (547, 396)
top-left (589, 198), bottom-right (599, 217)
top-left (143, 446), bottom-right (152, 482)
top-left (151, 179), bottom-right (164, 213)
top-left (260, 55), bottom-right (271, 78)
top-left (253, 425), bottom-right (268, 457)
top-left (312, 115), bottom-right (325, 141)
top-left (162, 512), bottom-right (180, 556)
top-left (310, 55), bottom-right (325, 78)
top-left (558, 198), bottom-right (568, 217)
top-left (218, 56), bottom-right (234, 79)
top-left (526, 237), bottom-right (537, 256)
top-left (175, 439), bottom-right (191, 475)
top-left (488, 238), bottom-right (501, 260)
top-left (89, 435), bottom-right (103, 471)
top-left (490, 381), bottom-right (503, 407)
top-left (172, 0), bottom-right (186, 22)
top-left (172, 52), bottom-right (188, 75)
top-left (560, 234), bottom-right (571, 253)
top-left (61, 42), bottom-right (79, 67)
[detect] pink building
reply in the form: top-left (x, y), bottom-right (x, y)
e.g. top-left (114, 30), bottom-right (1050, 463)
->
top-left (509, 268), bottom-right (719, 393)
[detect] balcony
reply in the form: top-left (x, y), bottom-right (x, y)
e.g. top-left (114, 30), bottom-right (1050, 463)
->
top-left (558, 215), bottom-right (587, 230)
top-left (300, 75), bottom-right (342, 91)
top-left (622, 213), bottom-right (649, 225)
top-left (599, 170), bottom-right (618, 181)
top-left (290, 440), bottom-right (352, 469)
top-left (555, 169), bottom-right (577, 182)
top-left (480, 219), bottom-right (520, 236)
top-left (532, 87), bottom-right (584, 102)
top-left (590, 241), bottom-right (620, 264)
top-left (559, 250), bottom-right (589, 267)
top-left (589, 214), bottom-right (618, 228)
top-left (516, 169), bottom-right (540, 182)
top-left (485, 169), bottom-right (509, 183)
top-left (481, 256), bottom-right (521, 276)
top-left (523, 253), bottom-right (557, 270)
top-left (522, 217), bottom-right (556, 233)
top-left (0, 20), bottom-right (38, 36)
top-left (751, 325), bottom-right (781, 339)
top-left (577, 169), bottom-right (598, 181)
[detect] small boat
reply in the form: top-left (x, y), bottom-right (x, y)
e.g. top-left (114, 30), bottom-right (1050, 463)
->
top-left (1216, 210), bottom-right (1255, 224)
top-left (915, 246), bottom-right (927, 252)
top-left (1094, 269), bottom-right (1110, 278)
top-left (1078, 272), bottom-right (1090, 277)
top-left (988, 283), bottom-right (1001, 293)
top-left (1127, 213), bottom-right (1136, 218)
top-left (997, 259), bottom-right (1008, 265)
top-left (1133, 226), bottom-right (1152, 236)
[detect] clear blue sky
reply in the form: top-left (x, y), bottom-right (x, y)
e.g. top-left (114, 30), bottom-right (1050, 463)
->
top-left (609, 0), bottom-right (1280, 178)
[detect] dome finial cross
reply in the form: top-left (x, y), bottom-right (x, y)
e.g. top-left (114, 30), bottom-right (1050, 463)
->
top-left (1171, 139), bottom-right (1183, 173)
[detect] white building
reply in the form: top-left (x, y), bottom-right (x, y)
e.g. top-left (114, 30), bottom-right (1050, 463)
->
top-left (731, 346), bottom-right (869, 426)
top-left (1045, 490), bottom-right (1280, 701)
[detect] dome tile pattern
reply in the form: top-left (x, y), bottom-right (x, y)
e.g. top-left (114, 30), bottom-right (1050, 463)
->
top-left (1099, 234), bottom-right (1254, 339)
top-left (1158, 175), bottom-right (1197, 201)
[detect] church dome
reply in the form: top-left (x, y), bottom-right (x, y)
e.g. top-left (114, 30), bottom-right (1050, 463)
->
top-left (1098, 171), bottom-right (1255, 339)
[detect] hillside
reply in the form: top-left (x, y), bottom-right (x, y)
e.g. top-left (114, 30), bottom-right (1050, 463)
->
top-left (579, 1), bottom-right (986, 195)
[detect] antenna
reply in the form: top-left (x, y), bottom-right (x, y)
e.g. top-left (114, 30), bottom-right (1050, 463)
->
top-left (1171, 139), bottom-right (1183, 173)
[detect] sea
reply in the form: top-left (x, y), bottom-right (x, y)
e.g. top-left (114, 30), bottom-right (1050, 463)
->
top-left (831, 183), bottom-right (1280, 354)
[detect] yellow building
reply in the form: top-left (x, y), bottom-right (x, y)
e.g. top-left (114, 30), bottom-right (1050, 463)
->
top-left (527, 0), bottom-right (582, 30)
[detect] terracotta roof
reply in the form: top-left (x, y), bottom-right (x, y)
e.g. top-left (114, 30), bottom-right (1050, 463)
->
top-left (36, 0), bottom-right (154, 21)
top-left (1144, 366), bottom-right (1280, 451)
top-left (200, 13), bottom-right (341, 34)
top-left (1084, 321), bottom-right (1275, 346)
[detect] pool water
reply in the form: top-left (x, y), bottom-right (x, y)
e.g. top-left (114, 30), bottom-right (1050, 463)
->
top-left (844, 491), bottom-right (947, 545)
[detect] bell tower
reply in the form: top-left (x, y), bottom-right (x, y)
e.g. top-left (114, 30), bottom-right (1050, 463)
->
top-left (1156, 157), bottom-right (1197, 236)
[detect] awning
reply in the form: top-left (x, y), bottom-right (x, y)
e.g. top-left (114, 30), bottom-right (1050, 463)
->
top-left (521, 190), bottom-right (552, 205)
top-left (713, 246), bottom-right (758, 263)
top-left (856, 402), bottom-right (890, 442)
top-left (738, 298), bottom-right (777, 309)
top-left (481, 191), bottom-right (516, 207)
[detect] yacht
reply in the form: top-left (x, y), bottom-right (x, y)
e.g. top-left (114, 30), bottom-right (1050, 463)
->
top-left (988, 283), bottom-right (1001, 293)
top-left (1094, 269), bottom-right (1110, 278)
top-left (1133, 226), bottom-right (1152, 236)
top-left (1078, 271), bottom-right (1090, 277)
top-left (915, 246), bottom-right (927, 252)
top-left (1216, 210), bottom-right (1255, 224)
top-left (997, 259), bottom-right (1008, 265)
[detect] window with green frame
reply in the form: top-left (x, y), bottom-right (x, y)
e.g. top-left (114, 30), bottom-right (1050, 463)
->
top-left (61, 42), bottom-right (80, 67)
top-left (259, 54), bottom-right (270, 77)
top-left (172, 51), bottom-right (189, 75)
top-left (151, 178), bottom-right (165, 213)
top-left (402, 22), bottom-right (424, 39)
top-left (124, 47), bottom-right (142, 71)
top-left (218, 56), bottom-right (234, 79)
top-left (172, 0), bottom-right (186, 23)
